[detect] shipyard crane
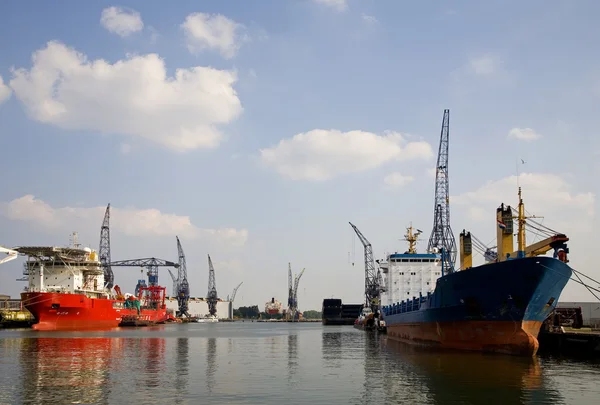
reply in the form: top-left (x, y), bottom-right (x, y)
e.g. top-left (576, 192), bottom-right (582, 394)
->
top-left (168, 269), bottom-right (178, 297)
top-left (99, 203), bottom-right (114, 289)
top-left (349, 222), bottom-right (381, 312)
top-left (109, 258), bottom-right (178, 308)
top-left (228, 282), bottom-right (243, 303)
top-left (207, 254), bottom-right (218, 316)
top-left (287, 263), bottom-right (293, 313)
top-left (427, 109), bottom-right (457, 273)
top-left (175, 236), bottom-right (191, 318)
top-left (287, 264), bottom-right (305, 321)
top-left (227, 282), bottom-right (243, 319)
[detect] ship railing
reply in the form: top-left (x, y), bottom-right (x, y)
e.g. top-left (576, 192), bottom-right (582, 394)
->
top-left (382, 292), bottom-right (431, 316)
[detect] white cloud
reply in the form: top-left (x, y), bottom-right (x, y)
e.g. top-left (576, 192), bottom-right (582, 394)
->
top-left (8, 41), bottom-right (242, 152)
top-left (452, 172), bottom-right (595, 233)
top-left (361, 14), bottom-right (379, 24)
top-left (0, 75), bottom-right (11, 104)
top-left (426, 167), bottom-right (437, 178)
top-left (0, 195), bottom-right (248, 247)
top-left (468, 53), bottom-right (501, 77)
top-left (384, 172), bottom-right (414, 188)
top-left (260, 129), bottom-right (434, 181)
top-left (508, 127), bottom-right (542, 141)
top-left (312, 0), bottom-right (348, 12)
top-left (100, 6), bottom-right (144, 37)
top-left (120, 143), bottom-right (132, 154)
top-left (181, 12), bottom-right (246, 59)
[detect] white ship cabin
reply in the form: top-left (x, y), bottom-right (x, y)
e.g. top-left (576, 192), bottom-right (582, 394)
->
top-left (18, 245), bottom-right (108, 298)
top-left (378, 226), bottom-right (442, 307)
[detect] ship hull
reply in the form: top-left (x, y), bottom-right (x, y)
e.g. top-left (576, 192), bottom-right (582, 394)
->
top-left (382, 256), bottom-right (572, 356)
top-left (21, 292), bottom-right (167, 331)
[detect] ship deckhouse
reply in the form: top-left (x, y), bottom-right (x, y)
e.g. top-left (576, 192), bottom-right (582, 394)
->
top-left (379, 226), bottom-right (442, 307)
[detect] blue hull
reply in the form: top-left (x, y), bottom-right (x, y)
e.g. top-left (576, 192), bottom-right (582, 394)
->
top-left (382, 256), bottom-right (572, 356)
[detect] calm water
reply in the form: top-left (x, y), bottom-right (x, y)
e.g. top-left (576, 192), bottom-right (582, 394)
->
top-left (0, 323), bottom-right (599, 405)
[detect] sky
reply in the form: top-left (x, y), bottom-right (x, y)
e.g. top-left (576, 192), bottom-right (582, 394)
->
top-left (0, 0), bottom-right (599, 311)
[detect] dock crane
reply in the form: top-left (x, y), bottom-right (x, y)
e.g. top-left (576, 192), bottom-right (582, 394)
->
top-left (175, 236), bottom-right (191, 318)
top-left (99, 204), bottom-right (114, 289)
top-left (227, 282), bottom-right (243, 319)
top-left (427, 109), bottom-right (457, 273)
top-left (168, 269), bottom-right (178, 297)
top-left (207, 254), bottom-right (218, 317)
top-left (349, 222), bottom-right (381, 313)
top-left (287, 263), bottom-right (305, 321)
top-left (109, 258), bottom-right (179, 308)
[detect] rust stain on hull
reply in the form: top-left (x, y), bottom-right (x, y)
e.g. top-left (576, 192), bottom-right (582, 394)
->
top-left (387, 320), bottom-right (543, 356)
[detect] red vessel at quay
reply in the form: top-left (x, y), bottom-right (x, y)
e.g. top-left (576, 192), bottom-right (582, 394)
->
top-left (0, 239), bottom-right (169, 331)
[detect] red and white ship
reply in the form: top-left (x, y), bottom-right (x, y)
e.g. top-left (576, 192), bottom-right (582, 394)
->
top-left (0, 238), bottom-right (169, 331)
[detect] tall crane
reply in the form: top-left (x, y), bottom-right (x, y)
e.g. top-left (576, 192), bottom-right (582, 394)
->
top-left (349, 222), bottom-right (381, 312)
top-left (427, 109), bottom-right (457, 272)
top-left (287, 263), bottom-right (293, 313)
top-left (168, 269), bottom-right (178, 296)
top-left (175, 236), bottom-right (191, 318)
top-left (228, 282), bottom-right (243, 303)
top-left (287, 264), bottom-right (305, 321)
top-left (227, 281), bottom-right (243, 319)
top-left (99, 204), bottom-right (114, 289)
top-left (207, 254), bottom-right (218, 316)
top-left (109, 258), bottom-right (179, 309)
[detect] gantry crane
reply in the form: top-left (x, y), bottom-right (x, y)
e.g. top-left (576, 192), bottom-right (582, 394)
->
top-left (175, 236), bottom-right (191, 318)
top-left (349, 222), bottom-right (381, 313)
top-left (207, 254), bottom-right (218, 316)
top-left (427, 109), bottom-right (457, 273)
top-left (287, 263), bottom-right (305, 321)
top-left (99, 204), bottom-right (114, 289)
top-left (109, 258), bottom-right (179, 309)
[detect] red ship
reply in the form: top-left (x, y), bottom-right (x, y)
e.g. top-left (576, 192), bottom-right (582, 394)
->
top-left (1, 243), bottom-right (170, 331)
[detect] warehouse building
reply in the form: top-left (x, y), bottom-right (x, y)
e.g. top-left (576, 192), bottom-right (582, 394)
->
top-left (557, 302), bottom-right (600, 327)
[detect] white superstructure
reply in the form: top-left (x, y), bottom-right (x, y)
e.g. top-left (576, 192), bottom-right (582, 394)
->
top-left (379, 226), bottom-right (442, 307)
top-left (7, 233), bottom-right (108, 298)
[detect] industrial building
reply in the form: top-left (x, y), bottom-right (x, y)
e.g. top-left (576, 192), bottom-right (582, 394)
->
top-left (166, 297), bottom-right (233, 319)
top-left (557, 302), bottom-right (600, 327)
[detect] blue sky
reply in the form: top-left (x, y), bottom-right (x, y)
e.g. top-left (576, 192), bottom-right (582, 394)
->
top-left (0, 0), bottom-right (598, 310)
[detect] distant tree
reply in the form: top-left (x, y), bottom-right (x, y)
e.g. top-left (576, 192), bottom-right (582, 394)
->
top-left (302, 310), bottom-right (322, 319)
top-left (235, 305), bottom-right (260, 319)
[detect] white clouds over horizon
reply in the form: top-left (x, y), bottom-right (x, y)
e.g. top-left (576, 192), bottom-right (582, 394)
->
top-left (181, 12), bottom-right (247, 59)
top-left (100, 6), bottom-right (144, 37)
top-left (0, 195), bottom-right (248, 247)
top-left (8, 41), bottom-right (243, 152)
top-left (0, 75), bottom-right (11, 104)
top-left (384, 172), bottom-right (415, 189)
top-left (260, 129), bottom-right (434, 181)
top-left (508, 127), bottom-right (542, 141)
top-left (312, 0), bottom-right (348, 12)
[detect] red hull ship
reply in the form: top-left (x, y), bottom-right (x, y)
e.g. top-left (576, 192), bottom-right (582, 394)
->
top-left (1, 237), bottom-right (170, 331)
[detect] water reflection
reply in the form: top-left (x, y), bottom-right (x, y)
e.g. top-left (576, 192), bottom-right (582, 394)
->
top-left (173, 337), bottom-right (189, 404)
top-left (322, 329), bottom-right (342, 369)
top-left (206, 337), bottom-right (217, 394)
top-left (19, 337), bottom-right (114, 405)
top-left (287, 333), bottom-right (298, 385)
top-left (382, 339), bottom-right (563, 405)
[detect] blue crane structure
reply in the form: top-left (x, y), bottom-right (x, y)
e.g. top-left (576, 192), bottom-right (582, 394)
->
top-left (427, 109), bottom-right (457, 272)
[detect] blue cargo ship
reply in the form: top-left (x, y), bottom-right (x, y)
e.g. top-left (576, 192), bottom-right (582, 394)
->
top-left (380, 188), bottom-right (572, 356)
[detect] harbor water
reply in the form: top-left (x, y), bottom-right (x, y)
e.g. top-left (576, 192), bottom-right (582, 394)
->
top-left (0, 323), bottom-right (599, 404)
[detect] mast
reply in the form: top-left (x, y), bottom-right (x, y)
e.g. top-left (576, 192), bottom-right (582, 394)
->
top-left (517, 187), bottom-right (526, 257)
top-left (404, 225), bottom-right (422, 254)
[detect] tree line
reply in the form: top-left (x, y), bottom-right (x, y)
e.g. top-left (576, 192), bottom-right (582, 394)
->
top-left (233, 306), bottom-right (322, 320)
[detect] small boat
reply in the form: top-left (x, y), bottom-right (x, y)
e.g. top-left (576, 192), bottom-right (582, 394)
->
top-left (196, 314), bottom-right (219, 323)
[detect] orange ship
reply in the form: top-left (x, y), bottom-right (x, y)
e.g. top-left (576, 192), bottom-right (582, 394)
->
top-left (1, 242), bottom-right (169, 330)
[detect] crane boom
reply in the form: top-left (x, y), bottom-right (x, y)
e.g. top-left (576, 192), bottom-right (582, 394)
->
top-left (175, 236), bottom-right (191, 318)
top-left (349, 222), bottom-right (380, 311)
top-left (207, 254), bottom-right (218, 316)
top-left (427, 109), bottom-right (457, 272)
top-left (230, 282), bottom-right (243, 303)
top-left (99, 203), bottom-right (114, 289)
top-left (168, 268), bottom-right (178, 296)
top-left (0, 245), bottom-right (18, 265)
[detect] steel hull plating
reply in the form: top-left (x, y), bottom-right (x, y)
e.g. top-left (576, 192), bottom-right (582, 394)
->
top-left (383, 256), bottom-right (572, 356)
top-left (22, 292), bottom-right (168, 331)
